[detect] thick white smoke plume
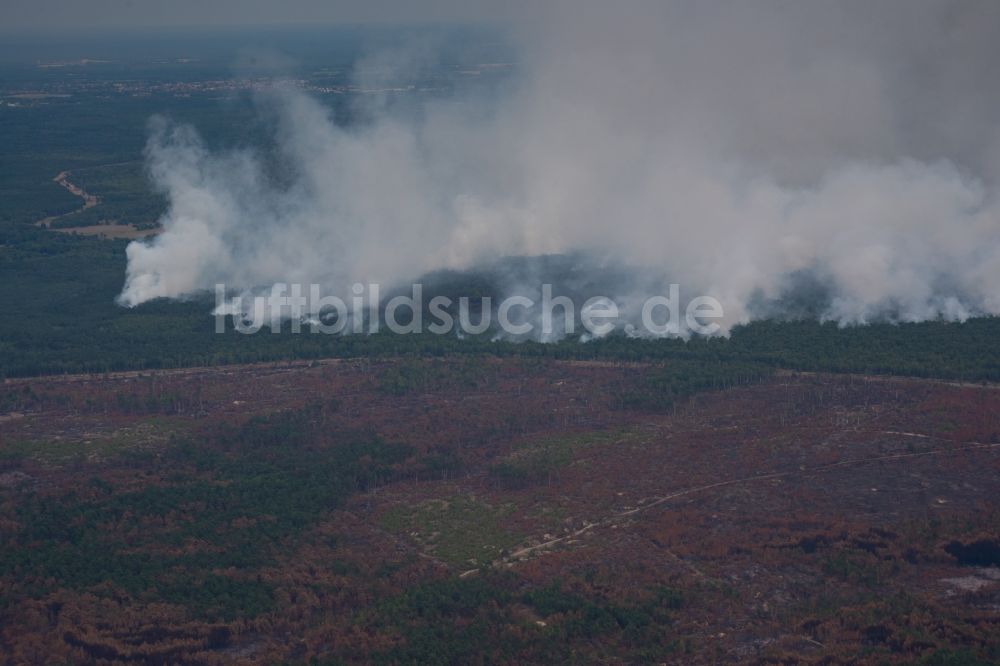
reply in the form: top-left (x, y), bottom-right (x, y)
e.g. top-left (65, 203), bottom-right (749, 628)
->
top-left (119, 1), bottom-right (1000, 332)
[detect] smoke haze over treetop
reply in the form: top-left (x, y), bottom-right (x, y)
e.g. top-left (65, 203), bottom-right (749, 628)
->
top-left (117, 1), bottom-right (1000, 333)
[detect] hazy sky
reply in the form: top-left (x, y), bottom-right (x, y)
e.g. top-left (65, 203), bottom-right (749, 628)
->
top-left (0, 0), bottom-right (531, 31)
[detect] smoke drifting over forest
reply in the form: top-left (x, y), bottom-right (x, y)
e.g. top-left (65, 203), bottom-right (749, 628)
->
top-left (118, 1), bottom-right (1000, 334)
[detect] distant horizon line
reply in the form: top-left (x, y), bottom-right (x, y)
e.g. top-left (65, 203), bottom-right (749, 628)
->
top-left (0, 19), bottom-right (507, 38)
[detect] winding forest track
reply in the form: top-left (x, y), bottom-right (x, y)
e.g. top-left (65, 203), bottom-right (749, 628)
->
top-left (35, 170), bottom-right (100, 228)
top-left (32, 161), bottom-right (156, 238)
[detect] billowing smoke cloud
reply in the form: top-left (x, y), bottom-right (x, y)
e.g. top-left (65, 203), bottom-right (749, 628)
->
top-left (119, 0), bottom-right (1000, 333)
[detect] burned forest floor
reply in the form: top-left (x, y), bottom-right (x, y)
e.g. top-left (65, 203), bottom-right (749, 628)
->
top-left (2, 357), bottom-right (999, 664)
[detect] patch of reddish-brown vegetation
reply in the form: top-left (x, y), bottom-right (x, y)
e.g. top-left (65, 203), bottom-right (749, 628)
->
top-left (1, 358), bottom-right (999, 663)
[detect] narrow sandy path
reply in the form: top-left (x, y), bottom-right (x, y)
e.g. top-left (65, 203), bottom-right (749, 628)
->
top-left (35, 170), bottom-right (100, 227)
top-left (490, 436), bottom-right (1000, 571)
top-left (32, 162), bottom-right (157, 238)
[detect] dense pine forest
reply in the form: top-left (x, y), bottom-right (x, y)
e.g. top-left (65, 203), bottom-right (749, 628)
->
top-left (2, 225), bottom-right (998, 380)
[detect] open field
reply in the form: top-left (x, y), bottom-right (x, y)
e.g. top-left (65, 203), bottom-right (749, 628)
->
top-left (2, 357), bottom-right (999, 663)
top-left (46, 223), bottom-right (158, 240)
